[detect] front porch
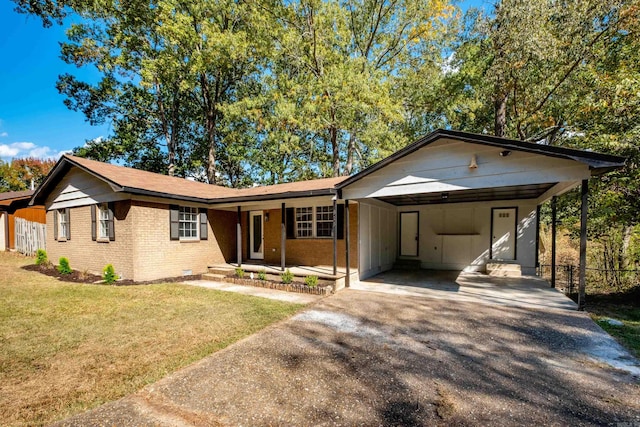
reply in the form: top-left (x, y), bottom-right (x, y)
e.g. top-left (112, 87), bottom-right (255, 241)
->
top-left (208, 261), bottom-right (359, 291)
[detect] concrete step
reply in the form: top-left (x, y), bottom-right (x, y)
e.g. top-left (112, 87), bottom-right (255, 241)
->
top-left (208, 267), bottom-right (235, 275)
top-left (486, 262), bottom-right (521, 277)
top-left (393, 259), bottom-right (422, 270)
top-left (202, 273), bottom-right (228, 281)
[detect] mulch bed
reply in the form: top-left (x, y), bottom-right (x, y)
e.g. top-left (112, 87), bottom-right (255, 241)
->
top-left (223, 276), bottom-right (333, 295)
top-left (21, 264), bottom-right (201, 286)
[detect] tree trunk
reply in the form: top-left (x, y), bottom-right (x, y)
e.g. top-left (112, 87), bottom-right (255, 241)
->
top-left (494, 91), bottom-right (508, 137)
top-left (206, 110), bottom-right (217, 184)
top-left (345, 132), bottom-right (356, 176)
top-left (622, 225), bottom-right (633, 270)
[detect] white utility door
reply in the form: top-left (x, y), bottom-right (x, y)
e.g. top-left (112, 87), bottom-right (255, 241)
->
top-left (491, 208), bottom-right (516, 260)
top-left (400, 212), bottom-right (419, 257)
top-left (249, 211), bottom-right (264, 260)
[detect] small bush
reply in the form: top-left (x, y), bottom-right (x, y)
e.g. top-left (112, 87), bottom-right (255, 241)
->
top-left (103, 264), bottom-right (117, 284)
top-left (258, 270), bottom-right (266, 281)
top-left (57, 257), bottom-right (72, 275)
top-left (35, 249), bottom-right (48, 266)
top-left (235, 268), bottom-right (245, 278)
top-left (281, 269), bottom-right (294, 284)
top-left (305, 275), bottom-right (318, 287)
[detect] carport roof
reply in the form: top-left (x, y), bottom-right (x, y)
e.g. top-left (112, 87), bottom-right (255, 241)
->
top-left (337, 129), bottom-right (626, 191)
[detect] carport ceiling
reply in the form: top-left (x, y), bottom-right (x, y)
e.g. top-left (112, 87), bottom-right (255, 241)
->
top-left (376, 183), bottom-right (556, 206)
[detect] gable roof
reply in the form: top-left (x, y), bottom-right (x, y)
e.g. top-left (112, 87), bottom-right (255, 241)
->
top-left (0, 190), bottom-right (35, 210)
top-left (0, 190), bottom-right (34, 202)
top-left (337, 129), bottom-right (626, 190)
top-left (30, 155), bottom-right (347, 205)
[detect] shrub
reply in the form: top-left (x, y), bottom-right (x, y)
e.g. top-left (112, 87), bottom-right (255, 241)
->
top-left (57, 257), bottom-right (72, 275)
top-left (103, 264), bottom-right (117, 284)
top-left (281, 269), bottom-right (294, 284)
top-left (35, 249), bottom-right (48, 266)
top-left (235, 268), bottom-right (245, 278)
top-left (305, 275), bottom-right (318, 287)
top-left (258, 270), bottom-right (266, 281)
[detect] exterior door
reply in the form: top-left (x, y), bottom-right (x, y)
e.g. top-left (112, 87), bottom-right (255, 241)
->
top-left (249, 211), bottom-right (264, 260)
top-left (491, 208), bottom-right (516, 260)
top-left (400, 212), bottom-right (419, 257)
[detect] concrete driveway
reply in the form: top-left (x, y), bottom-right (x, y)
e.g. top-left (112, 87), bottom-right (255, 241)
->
top-left (57, 290), bottom-right (640, 426)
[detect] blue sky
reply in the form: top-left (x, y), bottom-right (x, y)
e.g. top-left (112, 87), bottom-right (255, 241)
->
top-left (0, 0), bottom-right (490, 162)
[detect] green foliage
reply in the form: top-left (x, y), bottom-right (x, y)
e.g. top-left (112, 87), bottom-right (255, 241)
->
top-left (0, 158), bottom-right (56, 192)
top-left (35, 249), bottom-right (48, 266)
top-left (304, 275), bottom-right (318, 288)
top-left (258, 270), bottom-right (266, 281)
top-left (235, 268), bottom-right (245, 279)
top-left (281, 269), bottom-right (293, 284)
top-left (57, 257), bottom-right (72, 275)
top-left (102, 264), bottom-right (117, 284)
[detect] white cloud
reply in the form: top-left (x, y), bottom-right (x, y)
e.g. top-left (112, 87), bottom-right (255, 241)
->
top-left (0, 141), bottom-right (71, 160)
top-left (0, 132), bottom-right (7, 138)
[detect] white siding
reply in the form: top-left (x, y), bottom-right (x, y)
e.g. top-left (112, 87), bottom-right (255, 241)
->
top-left (0, 212), bottom-right (6, 251)
top-left (343, 139), bottom-right (591, 200)
top-left (398, 200), bottom-right (538, 274)
top-left (359, 200), bottom-right (396, 280)
top-left (46, 167), bottom-right (130, 210)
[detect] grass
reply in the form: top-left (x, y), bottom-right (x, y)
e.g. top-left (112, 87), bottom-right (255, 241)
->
top-left (590, 304), bottom-right (640, 358)
top-left (0, 252), bottom-right (304, 426)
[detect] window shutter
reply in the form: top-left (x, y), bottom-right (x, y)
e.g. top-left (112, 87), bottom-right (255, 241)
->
top-left (337, 203), bottom-right (345, 240)
top-left (246, 212), bottom-right (250, 254)
top-left (53, 210), bottom-right (58, 241)
top-left (65, 208), bottom-right (71, 240)
top-left (286, 208), bottom-right (295, 239)
top-left (91, 205), bottom-right (97, 241)
top-left (108, 202), bottom-right (115, 241)
top-left (169, 205), bottom-right (179, 240)
top-left (199, 208), bottom-right (208, 240)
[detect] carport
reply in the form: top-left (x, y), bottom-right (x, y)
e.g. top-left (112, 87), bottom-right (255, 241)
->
top-left (336, 130), bottom-right (625, 309)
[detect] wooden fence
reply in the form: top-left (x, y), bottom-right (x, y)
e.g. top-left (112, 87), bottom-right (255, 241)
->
top-left (14, 217), bottom-right (46, 256)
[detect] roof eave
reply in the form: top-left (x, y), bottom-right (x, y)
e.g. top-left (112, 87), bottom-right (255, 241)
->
top-left (208, 188), bottom-right (337, 205)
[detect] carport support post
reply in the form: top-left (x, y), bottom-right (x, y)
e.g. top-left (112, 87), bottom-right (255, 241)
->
top-left (236, 206), bottom-right (242, 267)
top-left (345, 200), bottom-right (350, 287)
top-left (551, 196), bottom-right (557, 288)
top-left (281, 203), bottom-right (286, 272)
top-left (578, 179), bottom-right (589, 310)
top-left (332, 197), bottom-right (337, 276)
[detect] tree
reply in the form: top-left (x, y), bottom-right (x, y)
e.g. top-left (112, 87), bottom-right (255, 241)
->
top-left (0, 158), bottom-right (56, 192)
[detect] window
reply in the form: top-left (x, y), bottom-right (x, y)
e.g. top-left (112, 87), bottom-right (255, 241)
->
top-left (296, 207), bottom-right (313, 238)
top-left (316, 206), bottom-right (333, 237)
top-left (295, 205), bottom-right (334, 238)
top-left (179, 206), bottom-right (198, 239)
top-left (98, 203), bottom-right (110, 239)
top-left (58, 209), bottom-right (68, 240)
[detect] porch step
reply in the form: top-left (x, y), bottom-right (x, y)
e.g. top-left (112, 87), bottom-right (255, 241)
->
top-left (208, 267), bottom-right (235, 276)
top-left (393, 259), bottom-right (422, 270)
top-left (486, 262), bottom-right (521, 278)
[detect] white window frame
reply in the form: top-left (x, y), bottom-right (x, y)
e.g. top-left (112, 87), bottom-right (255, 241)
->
top-left (98, 203), bottom-right (110, 239)
top-left (315, 205), bottom-right (333, 238)
top-left (295, 205), bottom-right (334, 239)
top-left (179, 206), bottom-right (199, 240)
top-left (58, 209), bottom-right (68, 240)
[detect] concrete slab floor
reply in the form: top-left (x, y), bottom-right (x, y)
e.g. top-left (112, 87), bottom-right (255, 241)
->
top-left (181, 280), bottom-right (322, 304)
top-left (354, 269), bottom-right (578, 311)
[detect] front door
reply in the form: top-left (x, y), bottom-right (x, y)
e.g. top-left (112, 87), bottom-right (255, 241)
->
top-left (249, 211), bottom-right (264, 260)
top-left (491, 208), bottom-right (516, 260)
top-left (399, 211), bottom-right (419, 257)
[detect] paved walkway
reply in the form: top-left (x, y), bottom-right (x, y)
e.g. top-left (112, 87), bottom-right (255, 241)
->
top-left (354, 270), bottom-right (578, 310)
top-left (56, 290), bottom-right (639, 426)
top-left (181, 280), bottom-right (322, 304)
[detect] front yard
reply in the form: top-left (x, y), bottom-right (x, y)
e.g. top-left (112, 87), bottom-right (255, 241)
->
top-left (0, 252), bottom-right (303, 426)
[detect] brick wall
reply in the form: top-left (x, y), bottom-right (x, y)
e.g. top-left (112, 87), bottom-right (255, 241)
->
top-left (130, 201), bottom-right (228, 281)
top-left (45, 201), bottom-right (135, 279)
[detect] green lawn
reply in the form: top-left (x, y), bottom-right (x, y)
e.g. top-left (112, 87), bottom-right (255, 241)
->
top-left (590, 305), bottom-right (640, 358)
top-left (0, 252), bottom-right (304, 426)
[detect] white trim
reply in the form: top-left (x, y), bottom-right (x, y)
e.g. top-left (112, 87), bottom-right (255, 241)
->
top-left (294, 204), bottom-right (335, 239)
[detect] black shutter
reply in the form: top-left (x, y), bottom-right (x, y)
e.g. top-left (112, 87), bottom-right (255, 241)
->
top-left (246, 212), bottom-right (250, 254)
top-left (53, 210), bottom-right (58, 241)
top-left (108, 202), bottom-right (115, 241)
top-left (337, 203), bottom-right (345, 240)
top-left (91, 205), bottom-right (97, 241)
top-left (65, 208), bottom-right (71, 240)
top-left (170, 205), bottom-right (180, 240)
top-left (286, 208), bottom-right (295, 239)
top-left (199, 208), bottom-right (208, 240)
